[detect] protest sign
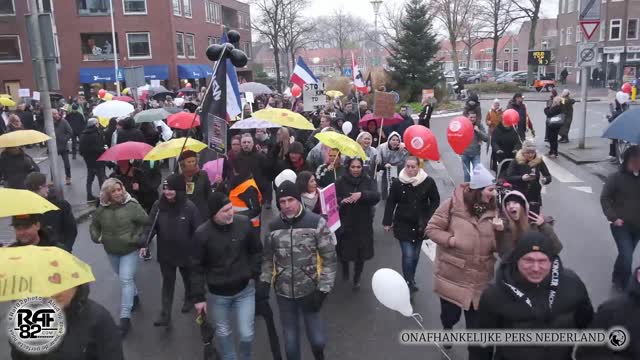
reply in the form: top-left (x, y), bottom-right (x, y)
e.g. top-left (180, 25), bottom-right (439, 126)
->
top-left (374, 92), bottom-right (396, 118)
top-left (303, 82), bottom-right (327, 111)
top-left (18, 89), bottom-right (30, 98)
top-left (422, 89), bottom-right (435, 104)
top-left (150, 79), bottom-right (161, 87)
top-left (245, 91), bottom-right (254, 103)
top-left (319, 183), bottom-right (341, 232)
top-left (207, 114), bottom-right (227, 155)
top-left (32, 92), bottom-right (41, 101)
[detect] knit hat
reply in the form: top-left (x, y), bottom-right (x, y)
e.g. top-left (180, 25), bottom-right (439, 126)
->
top-left (469, 163), bottom-right (495, 189)
top-left (208, 191), bottom-right (231, 218)
top-left (509, 231), bottom-right (557, 263)
top-left (276, 180), bottom-right (301, 202)
top-left (163, 173), bottom-right (186, 191)
top-left (522, 140), bottom-right (536, 153)
top-left (179, 150), bottom-right (197, 162)
top-left (288, 141), bottom-right (304, 155)
top-left (87, 118), bottom-right (99, 127)
top-left (275, 169), bottom-right (297, 188)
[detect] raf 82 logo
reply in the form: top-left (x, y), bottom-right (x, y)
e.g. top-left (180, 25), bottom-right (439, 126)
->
top-left (7, 297), bottom-right (66, 354)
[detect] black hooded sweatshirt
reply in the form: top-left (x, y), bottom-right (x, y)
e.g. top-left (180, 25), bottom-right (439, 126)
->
top-left (600, 147), bottom-right (640, 228)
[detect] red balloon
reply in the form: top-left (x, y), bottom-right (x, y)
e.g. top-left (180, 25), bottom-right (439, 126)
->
top-left (622, 82), bottom-right (632, 94)
top-left (502, 109), bottom-right (519, 127)
top-left (291, 84), bottom-right (302, 98)
top-left (403, 125), bottom-right (440, 161)
top-left (98, 89), bottom-right (106, 98)
top-left (447, 116), bottom-right (474, 155)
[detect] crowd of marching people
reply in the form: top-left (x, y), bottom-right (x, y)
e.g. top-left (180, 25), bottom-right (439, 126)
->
top-left (2, 83), bottom-right (639, 360)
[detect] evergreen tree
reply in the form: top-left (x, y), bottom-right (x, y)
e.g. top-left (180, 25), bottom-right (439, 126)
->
top-left (387, 0), bottom-right (441, 101)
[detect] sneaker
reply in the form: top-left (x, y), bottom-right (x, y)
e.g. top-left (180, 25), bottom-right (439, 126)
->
top-left (153, 312), bottom-right (171, 327)
top-left (119, 318), bottom-right (131, 337)
top-left (65, 177), bottom-right (72, 185)
top-left (131, 295), bottom-right (140, 312)
top-left (143, 250), bottom-right (152, 261)
top-left (87, 195), bottom-right (97, 203)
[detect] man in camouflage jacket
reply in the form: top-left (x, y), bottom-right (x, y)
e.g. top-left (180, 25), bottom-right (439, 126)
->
top-left (257, 180), bottom-right (337, 360)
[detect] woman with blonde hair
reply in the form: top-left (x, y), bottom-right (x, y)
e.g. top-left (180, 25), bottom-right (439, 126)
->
top-left (90, 177), bottom-right (149, 337)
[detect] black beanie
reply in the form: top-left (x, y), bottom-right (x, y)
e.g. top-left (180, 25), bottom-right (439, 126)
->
top-left (208, 191), bottom-right (231, 218)
top-left (509, 231), bottom-right (557, 263)
top-left (288, 141), bottom-right (304, 155)
top-left (163, 173), bottom-right (185, 191)
top-left (276, 180), bottom-right (301, 202)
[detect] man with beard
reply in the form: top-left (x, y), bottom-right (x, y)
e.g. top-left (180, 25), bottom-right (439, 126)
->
top-left (240, 133), bottom-right (270, 209)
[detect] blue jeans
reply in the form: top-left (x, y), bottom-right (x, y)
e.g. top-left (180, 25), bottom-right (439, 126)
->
top-left (276, 295), bottom-right (326, 360)
top-left (208, 281), bottom-right (256, 360)
top-left (107, 251), bottom-right (139, 319)
top-left (610, 223), bottom-right (640, 288)
top-left (400, 240), bottom-right (421, 284)
top-left (461, 153), bottom-right (481, 182)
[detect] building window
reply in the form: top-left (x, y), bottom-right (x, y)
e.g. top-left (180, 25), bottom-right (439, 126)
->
top-left (0, 0), bottom-right (15, 15)
top-left (513, 48), bottom-right (518, 53)
top-left (183, 0), bottom-right (191, 18)
top-left (172, 0), bottom-right (181, 16)
top-left (238, 12), bottom-right (250, 30)
top-left (567, 0), bottom-right (574, 12)
top-left (628, 53), bottom-right (640, 62)
top-left (503, 60), bottom-right (509, 71)
top-left (560, 29), bottom-right (565, 46)
top-left (567, 27), bottom-right (572, 44)
top-left (0, 35), bottom-right (22, 62)
top-left (126, 32), bottom-right (151, 59)
top-left (123, 0), bottom-right (146, 14)
top-left (176, 32), bottom-right (185, 57)
top-left (576, 25), bottom-right (582, 43)
top-left (484, 48), bottom-right (493, 54)
top-left (504, 48), bottom-right (510, 53)
top-left (206, 0), bottom-right (221, 24)
top-left (77, 0), bottom-right (111, 16)
top-left (513, 60), bottom-right (518, 71)
top-left (628, 19), bottom-right (638, 40)
top-left (610, 19), bottom-right (622, 40)
top-left (81, 33), bottom-right (118, 61)
top-left (243, 43), bottom-right (251, 58)
top-left (185, 33), bottom-right (195, 58)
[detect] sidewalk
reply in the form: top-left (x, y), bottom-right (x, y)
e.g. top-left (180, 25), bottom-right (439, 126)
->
top-left (547, 136), bottom-right (613, 164)
top-left (478, 88), bottom-right (609, 102)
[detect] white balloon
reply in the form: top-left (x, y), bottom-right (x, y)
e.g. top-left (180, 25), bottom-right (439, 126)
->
top-left (371, 268), bottom-right (413, 317)
top-left (616, 91), bottom-right (630, 104)
top-left (342, 121), bottom-right (353, 135)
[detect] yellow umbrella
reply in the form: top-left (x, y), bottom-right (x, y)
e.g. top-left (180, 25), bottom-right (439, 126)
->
top-left (144, 137), bottom-right (207, 161)
top-left (314, 132), bottom-right (368, 160)
top-left (326, 90), bottom-right (344, 98)
top-left (253, 108), bottom-right (315, 130)
top-left (0, 94), bottom-right (12, 99)
top-left (97, 116), bottom-right (111, 128)
top-left (0, 246), bottom-right (95, 301)
top-left (0, 188), bottom-right (59, 217)
top-left (0, 130), bottom-right (51, 148)
top-left (0, 97), bottom-right (16, 107)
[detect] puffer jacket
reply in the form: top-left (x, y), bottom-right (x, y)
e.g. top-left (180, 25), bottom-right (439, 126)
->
top-left (425, 184), bottom-right (498, 310)
top-left (90, 194), bottom-right (149, 255)
top-left (261, 207), bottom-right (337, 299)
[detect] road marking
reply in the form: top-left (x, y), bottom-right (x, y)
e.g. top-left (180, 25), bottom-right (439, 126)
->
top-left (422, 240), bottom-right (437, 262)
top-left (569, 186), bottom-right (593, 194)
top-left (542, 156), bottom-right (584, 183)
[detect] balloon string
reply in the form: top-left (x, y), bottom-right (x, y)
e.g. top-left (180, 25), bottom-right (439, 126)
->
top-left (411, 313), bottom-right (454, 360)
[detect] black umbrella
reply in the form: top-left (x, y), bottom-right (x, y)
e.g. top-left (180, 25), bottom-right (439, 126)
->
top-left (152, 91), bottom-right (176, 100)
top-left (178, 88), bottom-right (198, 93)
top-left (183, 102), bottom-right (198, 113)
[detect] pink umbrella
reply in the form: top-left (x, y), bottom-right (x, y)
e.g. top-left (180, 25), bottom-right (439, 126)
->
top-left (97, 141), bottom-right (153, 161)
top-left (113, 95), bottom-right (134, 102)
top-left (168, 112), bottom-right (201, 129)
top-left (358, 113), bottom-right (404, 128)
top-left (202, 158), bottom-right (225, 184)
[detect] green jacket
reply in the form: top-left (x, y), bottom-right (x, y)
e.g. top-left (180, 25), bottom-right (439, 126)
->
top-left (90, 195), bottom-right (149, 255)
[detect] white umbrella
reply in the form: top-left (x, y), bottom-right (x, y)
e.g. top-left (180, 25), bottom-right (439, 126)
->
top-left (230, 117), bottom-right (281, 129)
top-left (92, 100), bottom-right (134, 119)
top-left (239, 82), bottom-right (273, 95)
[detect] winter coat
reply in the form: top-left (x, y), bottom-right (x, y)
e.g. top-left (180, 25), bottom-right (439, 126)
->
top-left (65, 111), bottom-right (86, 135)
top-left (79, 126), bottom-right (105, 168)
top-left (110, 166), bottom-right (158, 213)
top-left (315, 164), bottom-right (345, 188)
top-left (462, 120), bottom-right (489, 157)
top-left (41, 196), bottom-right (78, 251)
top-left (476, 259), bottom-right (593, 360)
top-left (335, 172), bottom-right (380, 261)
top-left (90, 195), bottom-right (149, 255)
top-left (115, 118), bottom-right (145, 144)
top-left (261, 208), bottom-right (337, 299)
top-left (191, 215), bottom-right (262, 301)
top-left (383, 170), bottom-right (440, 241)
top-left (306, 143), bottom-right (325, 172)
top-left (358, 146), bottom-right (379, 177)
top-left (344, 112), bottom-right (360, 140)
top-left (17, 110), bottom-right (35, 131)
top-left (275, 156), bottom-right (313, 175)
top-left (507, 100), bottom-right (529, 140)
top-left (575, 267), bottom-right (640, 360)
top-left (485, 108), bottom-right (503, 133)
top-left (491, 122), bottom-right (521, 173)
top-left (378, 133), bottom-right (409, 167)
top-left (241, 149), bottom-right (269, 191)
top-left (143, 196), bottom-right (202, 267)
top-left (183, 170), bottom-right (211, 221)
top-left (10, 286), bottom-right (123, 360)
top-left (505, 151), bottom-right (551, 205)
top-left (544, 104), bottom-right (563, 118)
top-left (0, 150), bottom-right (39, 189)
top-left (425, 184), bottom-right (498, 310)
top-left (600, 157), bottom-right (640, 228)
top-left (54, 118), bottom-right (73, 152)
top-left (559, 97), bottom-right (576, 137)
top-left (418, 104), bottom-right (434, 128)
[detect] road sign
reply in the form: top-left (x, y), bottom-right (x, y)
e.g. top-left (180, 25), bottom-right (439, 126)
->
top-left (580, 21), bottom-right (600, 40)
top-left (303, 82), bottom-right (327, 111)
top-left (342, 68), bottom-right (352, 77)
top-left (577, 42), bottom-right (598, 67)
top-left (579, 0), bottom-right (601, 21)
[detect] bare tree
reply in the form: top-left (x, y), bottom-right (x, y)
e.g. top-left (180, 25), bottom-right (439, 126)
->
top-left (363, 2), bottom-right (404, 53)
top-left (479, 0), bottom-right (524, 70)
top-left (460, 17), bottom-right (486, 70)
top-left (511, 0), bottom-right (543, 85)
top-left (316, 10), bottom-right (365, 71)
top-left (279, 0), bottom-right (316, 76)
top-left (432, 0), bottom-right (475, 80)
top-left (252, 0), bottom-right (285, 91)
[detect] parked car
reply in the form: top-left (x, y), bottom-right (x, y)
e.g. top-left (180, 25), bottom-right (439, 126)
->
top-left (511, 72), bottom-right (528, 86)
top-left (495, 71), bottom-right (519, 83)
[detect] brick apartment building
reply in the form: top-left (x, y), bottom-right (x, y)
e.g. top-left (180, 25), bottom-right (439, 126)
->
top-left (0, 0), bottom-right (253, 100)
top-left (556, 0), bottom-right (640, 85)
top-left (437, 35), bottom-right (520, 72)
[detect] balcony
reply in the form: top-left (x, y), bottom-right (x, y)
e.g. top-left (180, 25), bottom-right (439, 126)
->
top-left (222, 6), bottom-right (238, 29)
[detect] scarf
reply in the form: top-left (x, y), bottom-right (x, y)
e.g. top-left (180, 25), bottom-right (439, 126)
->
top-left (472, 202), bottom-right (489, 218)
top-left (398, 168), bottom-right (428, 187)
top-left (503, 257), bottom-right (561, 311)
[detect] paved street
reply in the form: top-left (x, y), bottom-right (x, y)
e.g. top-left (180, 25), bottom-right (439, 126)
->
top-left (1, 98), bottom-right (636, 359)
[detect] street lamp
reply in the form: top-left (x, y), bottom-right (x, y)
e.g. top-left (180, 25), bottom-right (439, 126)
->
top-left (370, 0), bottom-right (383, 43)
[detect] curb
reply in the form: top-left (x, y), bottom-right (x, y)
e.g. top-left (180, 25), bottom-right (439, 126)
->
top-left (545, 143), bottom-right (611, 165)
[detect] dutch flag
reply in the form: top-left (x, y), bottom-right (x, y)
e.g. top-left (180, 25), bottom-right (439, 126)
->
top-left (290, 56), bottom-right (319, 88)
top-left (221, 33), bottom-right (242, 119)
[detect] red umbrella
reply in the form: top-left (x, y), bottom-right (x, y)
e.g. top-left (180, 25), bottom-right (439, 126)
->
top-left (167, 112), bottom-right (201, 129)
top-left (358, 113), bottom-right (404, 128)
top-left (113, 95), bottom-right (134, 102)
top-left (97, 141), bottom-right (153, 161)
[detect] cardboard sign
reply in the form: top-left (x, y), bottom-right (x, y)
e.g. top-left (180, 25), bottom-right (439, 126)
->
top-left (319, 183), bottom-right (341, 233)
top-left (207, 114), bottom-right (227, 155)
top-left (303, 82), bottom-right (327, 112)
top-left (18, 89), bottom-right (30, 98)
top-left (32, 91), bottom-right (41, 101)
top-left (422, 89), bottom-right (434, 104)
top-left (150, 79), bottom-right (161, 87)
top-left (245, 91), bottom-right (254, 103)
top-left (374, 92), bottom-right (396, 119)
